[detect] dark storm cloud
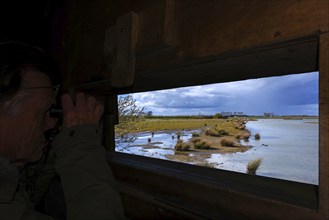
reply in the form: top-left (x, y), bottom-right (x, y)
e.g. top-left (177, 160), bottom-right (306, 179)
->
top-left (130, 72), bottom-right (318, 116)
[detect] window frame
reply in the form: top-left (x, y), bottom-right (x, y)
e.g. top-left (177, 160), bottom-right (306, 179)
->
top-left (98, 34), bottom-right (327, 216)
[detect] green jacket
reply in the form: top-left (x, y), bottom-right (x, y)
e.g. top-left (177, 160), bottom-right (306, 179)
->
top-left (0, 125), bottom-right (125, 220)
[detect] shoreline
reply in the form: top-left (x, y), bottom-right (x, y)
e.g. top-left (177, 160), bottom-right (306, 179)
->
top-left (115, 118), bottom-right (319, 183)
top-left (120, 118), bottom-right (253, 166)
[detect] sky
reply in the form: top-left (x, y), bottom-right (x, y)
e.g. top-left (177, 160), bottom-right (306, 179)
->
top-left (125, 72), bottom-right (319, 116)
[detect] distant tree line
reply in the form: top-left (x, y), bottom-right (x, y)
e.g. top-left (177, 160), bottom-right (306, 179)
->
top-left (145, 114), bottom-right (221, 119)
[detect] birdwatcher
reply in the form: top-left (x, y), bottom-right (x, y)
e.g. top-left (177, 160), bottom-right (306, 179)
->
top-left (0, 41), bottom-right (125, 219)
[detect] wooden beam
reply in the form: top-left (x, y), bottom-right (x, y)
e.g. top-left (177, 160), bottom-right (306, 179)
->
top-left (137, 0), bottom-right (175, 53)
top-left (319, 32), bottom-right (329, 219)
top-left (107, 152), bottom-right (319, 219)
top-left (111, 11), bottom-right (139, 88)
top-left (77, 35), bottom-right (319, 94)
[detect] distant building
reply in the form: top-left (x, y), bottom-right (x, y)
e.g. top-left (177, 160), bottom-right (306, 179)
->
top-left (221, 112), bottom-right (232, 117)
top-left (264, 112), bottom-right (274, 117)
top-left (221, 111), bottom-right (245, 117)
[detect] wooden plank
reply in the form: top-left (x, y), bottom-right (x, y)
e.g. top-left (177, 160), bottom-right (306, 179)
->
top-left (319, 33), bottom-right (329, 219)
top-left (107, 152), bottom-right (319, 219)
top-left (111, 11), bottom-right (139, 88)
top-left (133, 0), bottom-right (328, 74)
top-left (77, 35), bottom-right (318, 94)
top-left (57, 0), bottom-right (328, 87)
top-left (119, 183), bottom-right (204, 220)
top-left (137, 0), bottom-right (175, 53)
top-left (103, 95), bottom-right (118, 151)
top-left (104, 26), bottom-right (115, 59)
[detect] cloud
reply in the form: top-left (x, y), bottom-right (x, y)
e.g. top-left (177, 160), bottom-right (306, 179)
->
top-left (128, 72), bottom-right (318, 116)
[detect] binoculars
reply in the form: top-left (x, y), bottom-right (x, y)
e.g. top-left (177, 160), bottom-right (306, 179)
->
top-left (44, 103), bottom-right (63, 142)
top-left (49, 103), bottom-right (63, 119)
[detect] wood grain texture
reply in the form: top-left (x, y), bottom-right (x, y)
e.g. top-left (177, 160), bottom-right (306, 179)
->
top-left (137, 0), bottom-right (175, 53)
top-left (319, 33), bottom-right (329, 219)
top-left (108, 152), bottom-right (320, 220)
top-left (77, 35), bottom-right (318, 94)
top-left (111, 12), bottom-right (139, 88)
top-left (134, 0), bottom-right (328, 73)
top-left (56, 0), bottom-right (328, 86)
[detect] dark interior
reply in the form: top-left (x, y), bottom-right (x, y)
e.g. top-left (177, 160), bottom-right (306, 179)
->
top-left (1, 1), bottom-right (328, 219)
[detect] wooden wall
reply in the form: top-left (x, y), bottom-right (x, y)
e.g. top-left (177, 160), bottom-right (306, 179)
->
top-left (54, 0), bottom-right (328, 88)
top-left (52, 0), bottom-right (329, 219)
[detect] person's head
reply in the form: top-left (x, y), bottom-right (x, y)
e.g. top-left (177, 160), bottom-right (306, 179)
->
top-left (0, 41), bottom-right (61, 166)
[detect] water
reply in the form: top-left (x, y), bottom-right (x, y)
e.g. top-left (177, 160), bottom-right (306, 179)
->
top-left (115, 130), bottom-right (194, 159)
top-left (207, 119), bottom-right (319, 184)
top-left (115, 119), bottom-right (318, 185)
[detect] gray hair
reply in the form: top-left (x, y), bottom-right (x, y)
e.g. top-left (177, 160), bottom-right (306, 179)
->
top-left (0, 41), bottom-right (61, 103)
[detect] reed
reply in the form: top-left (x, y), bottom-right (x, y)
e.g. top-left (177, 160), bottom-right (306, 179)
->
top-left (220, 139), bottom-right (234, 147)
top-left (246, 158), bottom-right (262, 174)
top-left (175, 140), bottom-right (190, 151)
top-left (194, 141), bottom-right (211, 149)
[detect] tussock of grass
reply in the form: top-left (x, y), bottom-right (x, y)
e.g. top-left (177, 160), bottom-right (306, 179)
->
top-left (190, 137), bottom-right (201, 143)
top-left (246, 158), bottom-right (262, 174)
top-left (243, 133), bottom-right (250, 141)
top-left (194, 141), bottom-right (211, 149)
top-left (220, 139), bottom-right (234, 147)
top-left (234, 120), bottom-right (247, 130)
top-left (175, 140), bottom-right (190, 151)
top-left (192, 132), bottom-right (200, 137)
top-left (205, 128), bottom-right (229, 137)
top-left (205, 128), bottom-right (221, 137)
top-left (217, 129), bottom-right (229, 135)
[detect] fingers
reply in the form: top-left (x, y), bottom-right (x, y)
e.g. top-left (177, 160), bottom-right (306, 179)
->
top-left (76, 93), bottom-right (86, 111)
top-left (94, 102), bottom-right (104, 121)
top-left (61, 92), bottom-right (104, 128)
top-left (87, 96), bottom-right (96, 112)
top-left (61, 94), bottom-right (76, 128)
top-left (62, 94), bottom-right (74, 112)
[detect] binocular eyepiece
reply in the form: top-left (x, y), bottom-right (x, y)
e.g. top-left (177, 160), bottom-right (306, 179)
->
top-left (45, 103), bottom-right (63, 142)
top-left (49, 103), bottom-right (63, 119)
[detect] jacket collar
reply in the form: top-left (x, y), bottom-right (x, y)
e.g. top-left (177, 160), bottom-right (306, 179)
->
top-left (0, 157), bottom-right (19, 203)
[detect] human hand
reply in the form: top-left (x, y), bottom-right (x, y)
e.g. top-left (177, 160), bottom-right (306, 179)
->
top-left (61, 92), bottom-right (104, 128)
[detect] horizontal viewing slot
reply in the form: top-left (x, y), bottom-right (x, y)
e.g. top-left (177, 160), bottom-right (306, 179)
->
top-left (114, 72), bottom-right (319, 186)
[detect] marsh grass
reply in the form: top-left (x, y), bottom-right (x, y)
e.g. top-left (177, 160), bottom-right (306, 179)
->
top-left (246, 158), bottom-right (262, 174)
top-left (205, 128), bottom-right (229, 137)
top-left (190, 138), bottom-right (201, 143)
top-left (243, 133), bottom-right (250, 141)
top-left (220, 139), bottom-right (234, 147)
top-left (217, 129), bottom-right (229, 135)
top-left (175, 140), bottom-right (190, 151)
top-left (129, 118), bottom-right (247, 134)
top-left (118, 118), bottom-right (251, 151)
top-left (194, 141), bottom-right (211, 149)
top-left (205, 128), bottom-right (221, 137)
top-left (192, 132), bottom-right (200, 137)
